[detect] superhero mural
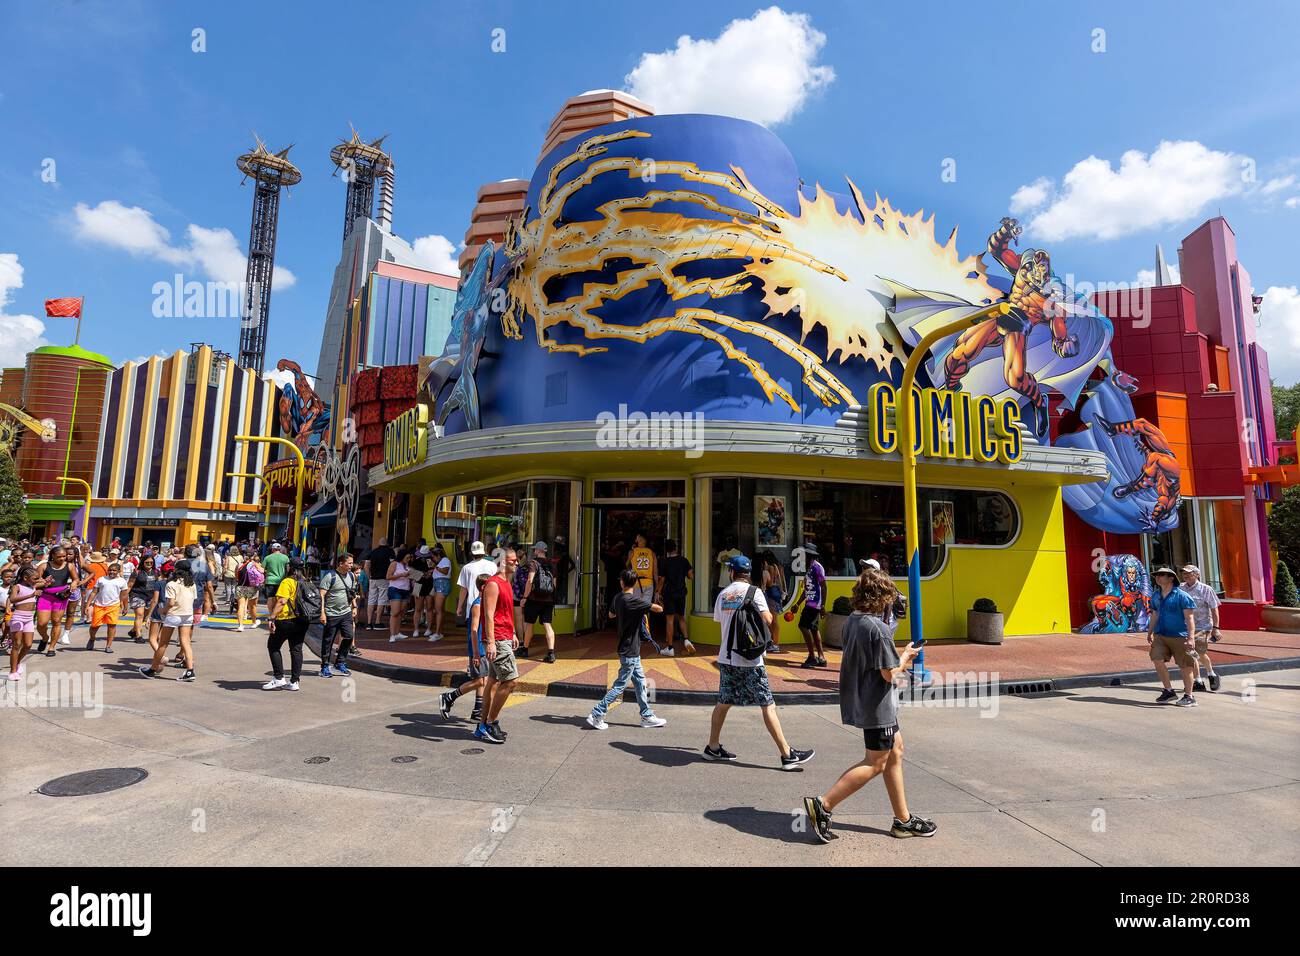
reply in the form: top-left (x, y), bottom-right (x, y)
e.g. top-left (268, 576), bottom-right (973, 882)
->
top-left (425, 114), bottom-right (1180, 535)
top-left (1080, 554), bottom-right (1152, 634)
top-left (276, 358), bottom-right (331, 450)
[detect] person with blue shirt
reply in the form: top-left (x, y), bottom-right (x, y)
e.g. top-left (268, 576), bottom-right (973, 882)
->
top-left (1148, 566), bottom-right (1199, 707)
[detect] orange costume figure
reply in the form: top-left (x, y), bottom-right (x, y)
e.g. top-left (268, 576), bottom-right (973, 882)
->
top-left (1096, 416), bottom-right (1182, 527)
top-left (942, 217), bottom-right (1079, 437)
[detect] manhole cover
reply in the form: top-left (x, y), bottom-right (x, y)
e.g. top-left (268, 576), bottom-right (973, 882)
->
top-left (391, 755), bottom-right (418, 764)
top-left (38, 767), bottom-right (148, 797)
top-left (459, 748), bottom-right (485, 756)
top-left (304, 756), bottom-right (331, 765)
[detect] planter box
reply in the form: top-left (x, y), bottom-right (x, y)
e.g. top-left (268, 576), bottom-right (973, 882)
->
top-left (967, 610), bottom-right (1004, 644)
top-left (1261, 605), bottom-right (1300, 634)
top-left (822, 613), bottom-right (849, 648)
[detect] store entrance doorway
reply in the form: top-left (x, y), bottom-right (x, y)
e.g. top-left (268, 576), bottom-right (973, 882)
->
top-left (587, 502), bottom-right (683, 633)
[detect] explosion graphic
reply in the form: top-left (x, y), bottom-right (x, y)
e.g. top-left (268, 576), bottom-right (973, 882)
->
top-left (503, 128), bottom-right (998, 412)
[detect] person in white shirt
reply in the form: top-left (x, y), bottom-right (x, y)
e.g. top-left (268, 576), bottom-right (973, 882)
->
top-left (429, 544), bottom-right (453, 641)
top-left (456, 540), bottom-right (498, 625)
top-left (704, 553), bottom-right (814, 770)
top-left (86, 564), bottom-right (130, 652)
top-left (1180, 564), bottom-right (1223, 692)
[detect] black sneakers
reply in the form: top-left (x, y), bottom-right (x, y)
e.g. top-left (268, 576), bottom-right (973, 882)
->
top-left (179, 669), bottom-right (196, 682)
top-left (702, 744), bottom-right (738, 761)
top-left (1156, 689), bottom-right (1178, 703)
top-left (1193, 679), bottom-right (1207, 693)
top-left (1176, 694), bottom-right (1197, 707)
top-left (1208, 673), bottom-right (1221, 692)
top-left (891, 814), bottom-right (938, 838)
top-left (803, 795), bottom-right (832, 843)
top-left (517, 646), bottom-right (530, 659)
top-left (439, 691), bottom-right (455, 719)
top-left (543, 650), bottom-right (555, 663)
top-left (781, 748), bottom-right (815, 771)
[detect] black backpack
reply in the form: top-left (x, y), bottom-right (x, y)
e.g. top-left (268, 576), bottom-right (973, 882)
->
top-left (724, 586), bottom-right (769, 661)
top-left (293, 576), bottom-right (322, 624)
top-left (531, 558), bottom-right (556, 597)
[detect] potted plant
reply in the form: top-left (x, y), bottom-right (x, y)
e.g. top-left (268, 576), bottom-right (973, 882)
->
top-left (967, 597), bottom-right (1004, 644)
top-left (822, 595), bottom-right (854, 648)
top-left (1261, 561), bottom-right (1300, 633)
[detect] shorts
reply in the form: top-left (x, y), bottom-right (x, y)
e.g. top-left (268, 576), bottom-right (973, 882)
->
top-left (387, 586), bottom-right (411, 603)
top-left (36, 592), bottom-right (70, 613)
top-left (367, 580), bottom-right (388, 607)
top-left (717, 662), bottom-right (774, 707)
top-left (765, 586), bottom-right (783, 608)
top-left (1193, 629), bottom-right (1213, 654)
top-left (237, 585), bottom-right (260, 601)
top-left (798, 605), bottom-right (822, 630)
top-left (161, 614), bottom-right (187, 628)
top-left (432, 577), bottom-right (451, 596)
top-left (523, 599), bottom-right (553, 625)
top-left (129, 594), bottom-right (150, 610)
top-left (863, 724), bottom-right (898, 751)
top-left (661, 590), bottom-right (687, 616)
top-left (488, 643), bottom-right (519, 683)
top-left (9, 610), bottom-right (34, 633)
top-left (467, 657), bottom-right (490, 679)
top-left (90, 605), bottom-right (121, 628)
top-left (1150, 634), bottom-right (1198, 669)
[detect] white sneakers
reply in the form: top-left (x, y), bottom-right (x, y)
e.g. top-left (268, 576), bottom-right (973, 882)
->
top-left (640, 716), bottom-right (667, 728)
top-left (58, 634), bottom-right (70, 645)
top-left (426, 632), bottom-right (443, 643)
top-left (389, 633), bottom-right (409, 644)
top-left (262, 677), bottom-right (288, 690)
top-left (586, 714), bottom-right (609, 730)
top-left (237, 624), bottom-right (245, 632)
top-left (286, 681), bottom-right (300, 691)
top-left (660, 647), bottom-right (675, 656)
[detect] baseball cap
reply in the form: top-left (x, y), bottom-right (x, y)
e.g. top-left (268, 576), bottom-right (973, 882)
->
top-left (417, 545), bottom-right (431, 556)
top-left (271, 542), bottom-right (283, 551)
top-left (859, 558), bottom-right (881, 571)
top-left (469, 540), bottom-right (486, 556)
top-left (1180, 564), bottom-right (1201, 575)
top-left (727, 553), bottom-right (752, 572)
top-left (802, 542), bottom-right (819, 556)
top-left (288, 557), bottom-right (305, 569)
top-left (532, 540), bottom-right (548, 553)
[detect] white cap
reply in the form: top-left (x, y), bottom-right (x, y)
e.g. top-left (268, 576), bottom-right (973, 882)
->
top-left (271, 542), bottom-right (283, 551)
top-left (469, 540), bottom-right (486, 556)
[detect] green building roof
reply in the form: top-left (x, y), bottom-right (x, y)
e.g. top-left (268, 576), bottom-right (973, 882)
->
top-left (31, 344), bottom-right (113, 367)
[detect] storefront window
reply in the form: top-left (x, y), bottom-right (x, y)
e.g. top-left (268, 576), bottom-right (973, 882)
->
top-left (1146, 499), bottom-right (1194, 573)
top-left (434, 480), bottom-right (576, 602)
top-left (1197, 499), bottom-right (1251, 600)
top-left (708, 476), bottom-right (1018, 595)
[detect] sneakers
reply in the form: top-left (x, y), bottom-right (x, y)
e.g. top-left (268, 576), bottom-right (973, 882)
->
top-left (426, 633), bottom-right (443, 643)
top-left (320, 665), bottom-right (333, 678)
top-left (6, 670), bottom-right (20, 682)
top-left (660, 647), bottom-right (675, 657)
top-left (179, 669), bottom-right (196, 682)
top-left (1156, 688), bottom-right (1179, 703)
top-left (517, 646), bottom-right (530, 659)
top-left (389, 633), bottom-right (409, 643)
top-left (1176, 694), bottom-right (1197, 707)
top-left (891, 814), bottom-right (938, 838)
top-left (683, 641), bottom-right (697, 656)
top-left (85, 637), bottom-right (96, 650)
top-left (781, 747), bottom-right (815, 771)
top-left (817, 656), bottom-right (828, 667)
top-left (439, 692), bottom-right (456, 719)
top-left (491, 721), bottom-right (507, 739)
top-left (800, 655), bottom-right (819, 669)
top-left (543, 650), bottom-right (555, 663)
top-left (285, 681), bottom-right (300, 691)
top-left (803, 795), bottom-right (832, 843)
top-left (59, 634), bottom-right (70, 645)
top-left (640, 715), bottom-right (667, 728)
top-left (477, 723), bottom-right (505, 744)
top-left (702, 744), bottom-right (738, 761)
top-left (1193, 678), bottom-right (1206, 693)
top-left (765, 642), bottom-right (779, 654)
top-left (470, 703), bottom-right (483, 722)
top-left (263, 677), bottom-right (288, 690)
top-left (137, 665), bottom-right (159, 678)
top-left (334, 661), bottom-right (351, 677)
top-left (1208, 672), bottom-right (1221, 692)
top-left (586, 713), bottom-right (610, 730)
top-left (237, 624), bottom-right (245, 632)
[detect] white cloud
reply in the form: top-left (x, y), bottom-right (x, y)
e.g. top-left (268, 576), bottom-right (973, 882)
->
top-left (1258, 285), bottom-right (1300, 385)
top-left (1009, 177), bottom-right (1052, 215)
top-left (0, 253), bottom-right (49, 368)
top-left (1009, 141), bottom-right (1247, 241)
top-left (1261, 175), bottom-right (1296, 195)
top-left (1286, 196), bottom-right (1300, 209)
top-left (1136, 262), bottom-right (1180, 287)
top-left (73, 200), bottom-right (296, 289)
top-left (409, 234), bottom-right (460, 275)
top-left (263, 368), bottom-right (295, 390)
top-left (624, 6), bottom-right (835, 127)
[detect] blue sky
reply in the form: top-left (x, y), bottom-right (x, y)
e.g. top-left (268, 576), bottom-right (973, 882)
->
top-left (2, 0), bottom-right (1298, 381)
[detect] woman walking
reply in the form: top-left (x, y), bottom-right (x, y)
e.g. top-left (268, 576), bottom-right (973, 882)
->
top-left (428, 544), bottom-right (451, 641)
top-left (6, 566), bottom-right (42, 680)
top-left (126, 555), bottom-right (158, 642)
top-left (263, 557), bottom-right (307, 690)
top-left (760, 551), bottom-right (786, 654)
top-left (236, 550), bottom-right (265, 631)
top-left (386, 549), bottom-right (414, 643)
top-left (34, 546), bottom-right (78, 657)
top-left (408, 547), bottom-right (432, 637)
top-left (138, 563), bottom-right (197, 682)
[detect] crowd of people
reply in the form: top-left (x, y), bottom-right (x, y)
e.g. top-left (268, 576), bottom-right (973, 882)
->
top-left (0, 526), bottom-right (1232, 844)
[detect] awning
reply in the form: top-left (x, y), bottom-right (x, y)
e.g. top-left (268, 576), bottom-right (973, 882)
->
top-left (303, 498), bottom-right (337, 528)
top-left (25, 498), bottom-right (82, 522)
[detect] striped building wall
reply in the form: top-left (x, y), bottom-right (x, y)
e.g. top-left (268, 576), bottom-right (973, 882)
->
top-left (93, 346), bottom-right (281, 511)
top-left (15, 348), bottom-right (112, 498)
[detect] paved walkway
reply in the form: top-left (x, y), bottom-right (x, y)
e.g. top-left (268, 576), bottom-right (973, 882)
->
top-left (2, 626), bottom-right (1296, 866)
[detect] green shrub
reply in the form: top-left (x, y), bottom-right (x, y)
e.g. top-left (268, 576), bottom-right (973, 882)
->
top-left (831, 595), bottom-right (853, 616)
top-left (973, 597), bottom-right (999, 614)
top-left (1275, 561), bottom-right (1299, 609)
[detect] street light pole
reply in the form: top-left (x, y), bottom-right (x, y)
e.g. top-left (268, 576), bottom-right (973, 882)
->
top-left (226, 471), bottom-right (270, 544)
top-left (896, 301), bottom-right (1010, 685)
top-left (57, 475), bottom-right (92, 543)
top-left (233, 435), bottom-right (306, 554)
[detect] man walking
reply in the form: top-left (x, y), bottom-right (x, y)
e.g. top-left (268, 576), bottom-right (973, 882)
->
top-left (318, 553), bottom-right (358, 678)
top-left (222, 545), bottom-right (241, 612)
top-left (1148, 566), bottom-right (1199, 707)
top-left (586, 569), bottom-right (667, 730)
top-left (262, 542), bottom-right (290, 619)
top-left (363, 538), bottom-right (396, 630)
top-left (797, 543), bottom-right (827, 668)
top-left (455, 540), bottom-right (497, 625)
top-left (476, 548), bottom-right (519, 744)
top-left (657, 539), bottom-right (695, 656)
top-left (704, 554), bottom-right (814, 770)
top-left (520, 541), bottom-right (557, 663)
top-left (1180, 564), bottom-right (1222, 692)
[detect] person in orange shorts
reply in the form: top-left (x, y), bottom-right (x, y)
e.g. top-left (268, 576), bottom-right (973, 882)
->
top-left (86, 562), bottom-right (130, 652)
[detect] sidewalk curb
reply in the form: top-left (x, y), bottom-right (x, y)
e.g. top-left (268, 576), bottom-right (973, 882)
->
top-left (305, 631), bottom-right (1300, 705)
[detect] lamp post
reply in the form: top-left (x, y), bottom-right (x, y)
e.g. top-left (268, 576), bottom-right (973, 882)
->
top-left (226, 472), bottom-right (271, 544)
top-left (57, 475), bottom-right (92, 543)
top-left (896, 301), bottom-right (1011, 685)
top-left (233, 435), bottom-right (306, 554)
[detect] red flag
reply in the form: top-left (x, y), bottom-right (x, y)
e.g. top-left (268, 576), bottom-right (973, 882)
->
top-left (45, 297), bottom-right (83, 318)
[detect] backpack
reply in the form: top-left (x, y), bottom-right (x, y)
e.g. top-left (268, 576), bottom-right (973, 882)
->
top-left (723, 586), bottom-right (769, 662)
top-left (531, 558), bottom-right (555, 598)
top-left (240, 561), bottom-right (265, 587)
top-left (293, 577), bottom-right (322, 624)
top-left (320, 570), bottom-right (357, 608)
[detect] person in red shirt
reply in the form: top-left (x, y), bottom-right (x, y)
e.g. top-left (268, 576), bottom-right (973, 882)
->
top-left (477, 548), bottom-right (519, 744)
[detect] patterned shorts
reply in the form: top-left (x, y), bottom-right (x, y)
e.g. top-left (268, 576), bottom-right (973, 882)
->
top-left (717, 663), bottom-right (774, 707)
